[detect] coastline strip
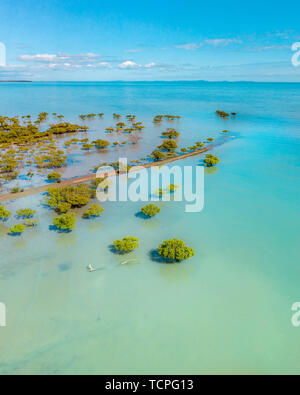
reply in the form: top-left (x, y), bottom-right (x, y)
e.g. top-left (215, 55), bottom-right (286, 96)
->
top-left (0, 146), bottom-right (209, 202)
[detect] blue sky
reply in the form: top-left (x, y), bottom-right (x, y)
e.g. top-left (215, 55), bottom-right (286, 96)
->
top-left (0, 0), bottom-right (300, 81)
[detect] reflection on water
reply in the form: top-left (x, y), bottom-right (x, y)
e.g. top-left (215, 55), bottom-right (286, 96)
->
top-left (56, 233), bottom-right (78, 248)
top-left (158, 262), bottom-right (195, 285)
top-left (58, 263), bottom-right (72, 272)
top-left (12, 239), bottom-right (27, 249)
top-left (109, 248), bottom-right (141, 268)
top-left (0, 223), bottom-right (8, 238)
top-left (141, 218), bottom-right (161, 231)
top-left (87, 221), bottom-right (104, 232)
top-left (204, 167), bottom-right (219, 176)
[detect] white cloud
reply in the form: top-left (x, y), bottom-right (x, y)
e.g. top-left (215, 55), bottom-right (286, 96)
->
top-left (18, 52), bottom-right (100, 64)
top-left (144, 62), bottom-right (157, 68)
top-left (13, 52), bottom-right (113, 72)
top-left (118, 61), bottom-right (164, 70)
top-left (118, 60), bottom-right (139, 69)
top-left (175, 43), bottom-right (200, 50)
top-left (255, 45), bottom-right (290, 51)
top-left (19, 54), bottom-right (58, 62)
top-left (174, 39), bottom-right (242, 50)
top-left (204, 38), bottom-right (242, 46)
top-left (97, 62), bottom-right (112, 68)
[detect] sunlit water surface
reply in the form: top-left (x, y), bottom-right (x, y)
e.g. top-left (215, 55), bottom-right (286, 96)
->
top-left (0, 82), bottom-right (299, 374)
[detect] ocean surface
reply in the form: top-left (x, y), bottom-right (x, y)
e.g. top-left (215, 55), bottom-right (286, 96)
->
top-left (0, 81), bottom-right (299, 374)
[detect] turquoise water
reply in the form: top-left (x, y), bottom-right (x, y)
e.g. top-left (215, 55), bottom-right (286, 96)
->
top-left (0, 82), bottom-right (300, 374)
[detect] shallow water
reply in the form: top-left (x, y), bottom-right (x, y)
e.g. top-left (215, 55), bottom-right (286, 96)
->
top-left (0, 82), bottom-right (299, 374)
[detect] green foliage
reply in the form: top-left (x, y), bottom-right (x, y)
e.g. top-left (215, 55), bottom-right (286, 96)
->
top-left (161, 129), bottom-right (180, 139)
top-left (56, 201), bottom-right (71, 214)
top-left (0, 115), bottom-right (88, 145)
top-left (154, 115), bottom-right (181, 123)
top-left (35, 148), bottom-right (67, 169)
top-left (206, 138), bottom-right (214, 142)
top-left (46, 184), bottom-right (91, 213)
top-left (167, 184), bottom-right (180, 192)
top-left (113, 236), bottom-right (140, 253)
top-left (47, 122), bottom-right (88, 135)
top-left (158, 239), bottom-right (195, 262)
top-left (155, 188), bottom-right (166, 196)
top-left (24, 219), bottom-right (38, 227)
top-left (27, 171), bottom-right (34, 179)
top-left (92, 139), bottom-right (110, 149)
top-left (0, 115), bottom-right (40, 144)
top-left (150, 150), bottom-right (167, 161)
top-left (83, 204), bottom-right (104, 218)
top-left (11, 186), bottom-right (24, 193)
top-left (141, 204), bottom-right (161, 217)
top-left (9, 224), bottom-right (26, 234)
top-left (0, 205), bottom-right (11, 221)
top-left (16, 208), bottom-right (36, 218)
top-left (204, 154), bottom-right (220, 167)
top-left (2, 171), bottom-right (19, 181)
top-left (109, 161), bottom-right (131, 172)
top-left (158, 140), bottom-right (178, 151)
top-left (216, 110), bottom-right (229, 118)
top-left (105, 127), bottom-right (115, 133)
top-left (222, 130), bottom-right (229, 133)
top-left (47, 172), bottom-right (61, 181)
top-left (53, 213), bottom-right (76, 231)
top-left (90, 177), bottom-right (105, 187)
top-left (82, 143), bottom-right (94, 150)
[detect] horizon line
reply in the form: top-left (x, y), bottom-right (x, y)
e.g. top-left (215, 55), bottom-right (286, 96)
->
top-left (1, 79), bottom-right (300, 84)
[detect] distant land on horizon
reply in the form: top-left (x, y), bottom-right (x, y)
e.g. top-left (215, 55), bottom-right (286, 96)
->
top-left (0, 80), bottom-right (32, 83)
top-left (1, 80), bottom-right (300, 84)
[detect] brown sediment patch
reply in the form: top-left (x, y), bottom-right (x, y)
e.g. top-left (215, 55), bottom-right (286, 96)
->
top-left (0, 146), bottom-right (209, 203)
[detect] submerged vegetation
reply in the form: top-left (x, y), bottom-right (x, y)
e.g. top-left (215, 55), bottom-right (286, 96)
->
top-left (9, 224), bottom-right (26, 235)
top-left (0, 109), bottom-right (231, 260)
top-left (161, 129), bottom-right (180, 139)
top-left (141, 204), bottom-right (161, 217)
top-left (158, 140), bottom-right (178, 151)
top-left (46, 185), bottom-right (92, 213)
top-left (92, 139), bottom-right (110, 149)
top-left (16, 208), bottom-right (36, 218)
top-left (158, 239), bottom-right (195, 262)
top-left (24, 219), bottom-right (38, 227)
top-left (47, 172), bottom-right (62, 182)
top-left (113, 236), bottom-right (140, 253)
top-left (83, 204), bottom-right (104, 218)
top-left (216, 110), bottom-right (237, 119)
top-left (0, 114), bottom-right (88, 145)
top-left (0, 205), bottom-right (11, 220)
top-left (153, 115), bottom-right (181, 123)
top-left (167, 184), bottom-right (180, 192)
top-left (204, 154), bottom-right (220, 167)
top-left (53, 213), bottom-right (76, 232)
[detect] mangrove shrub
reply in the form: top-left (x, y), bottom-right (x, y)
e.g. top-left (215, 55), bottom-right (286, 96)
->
top-left (158, 238), bottom-right (195, 262)
top-left (113, 236), bottom-right (140, 253)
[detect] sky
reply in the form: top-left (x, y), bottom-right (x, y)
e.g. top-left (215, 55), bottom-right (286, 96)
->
top-left (0, 0), bottom-right (300, 81)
